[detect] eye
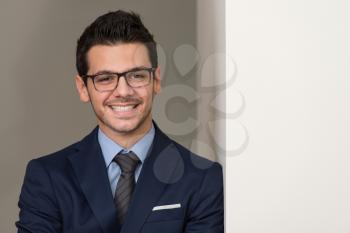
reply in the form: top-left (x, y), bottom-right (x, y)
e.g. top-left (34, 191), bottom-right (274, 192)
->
top-left (130, 70), bottom-right (148, 79)
top-left (95, 74), bottom-right (115, 83)
top-left (135, 73), bottom-right (146, 78)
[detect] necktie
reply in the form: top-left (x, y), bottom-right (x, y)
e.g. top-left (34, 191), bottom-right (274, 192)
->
top-left (113, 151), bottom-right (140, 224)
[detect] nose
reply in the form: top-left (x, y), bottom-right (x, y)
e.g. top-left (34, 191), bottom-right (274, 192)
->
top-left (112, 76), bottom-right (134, 97)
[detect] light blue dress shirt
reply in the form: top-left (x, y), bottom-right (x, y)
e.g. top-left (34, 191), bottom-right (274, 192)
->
top-left (98, 124), bottom-right (155, 197)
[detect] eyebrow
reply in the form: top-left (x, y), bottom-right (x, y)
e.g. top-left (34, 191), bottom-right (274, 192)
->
top-left (89, 66), bottom-right (151, 76)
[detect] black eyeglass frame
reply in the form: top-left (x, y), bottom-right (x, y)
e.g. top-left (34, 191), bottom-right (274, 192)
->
top-left (82, 67), bottom-right (156, 92)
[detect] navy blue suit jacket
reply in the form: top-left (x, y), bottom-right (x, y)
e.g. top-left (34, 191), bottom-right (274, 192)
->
top-left (16, 125), bottom-right (224, 233)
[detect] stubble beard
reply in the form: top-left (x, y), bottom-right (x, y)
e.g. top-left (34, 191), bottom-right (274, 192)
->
top-left (90, 94), bottom-right (154, 136)
top-left (88, 83), bottom-right (157, 137)
top-left (100, 105), bottom-right (152, 135)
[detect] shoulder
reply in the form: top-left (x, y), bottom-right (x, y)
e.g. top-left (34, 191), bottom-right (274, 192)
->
top-left (173, 139), bottom-right (221, 168)
top-left (24, 141), bottom-right (79, 177)
top-left (171, 139), bottom-right (223, 177)
top-left (26, 127), bottom-right (98, 170)
top-left (153, 123), bottom-right (222, 177)
top-left (157, 131), bottom-right (222, 188)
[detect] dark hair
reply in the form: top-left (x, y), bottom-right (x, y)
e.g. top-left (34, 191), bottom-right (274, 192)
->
top-left (76, 10), bottom-right (157, 78)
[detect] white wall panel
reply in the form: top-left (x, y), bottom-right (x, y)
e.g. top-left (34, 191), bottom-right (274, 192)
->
top-left (226, 0), bottom-right (350, 232)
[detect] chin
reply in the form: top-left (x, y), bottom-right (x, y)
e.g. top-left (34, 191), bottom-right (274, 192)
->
top-left (97, 107), bottom-right (152, 136)
top-left (106, 117), bottom-right (149, 135)
top-left (112, 124), bottom-right (138, 134)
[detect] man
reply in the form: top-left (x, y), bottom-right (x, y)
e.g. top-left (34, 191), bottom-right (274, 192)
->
top-left (16, 10), bottom-right (223, 233)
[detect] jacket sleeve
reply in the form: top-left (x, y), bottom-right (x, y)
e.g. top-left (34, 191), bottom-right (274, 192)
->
top-left (184, 162), bottom-right (224, 233)
top-left (16, 159), bottom-right (62, 233)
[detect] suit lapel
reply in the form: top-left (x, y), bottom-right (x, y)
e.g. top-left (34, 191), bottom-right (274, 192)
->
top-left (121, 125), bottom-right (183, 233)
top-left (68, 127), bottom-right (120, 233)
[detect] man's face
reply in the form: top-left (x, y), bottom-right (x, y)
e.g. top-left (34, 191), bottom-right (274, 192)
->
top-left (75, 43), bottom-right (161, 137)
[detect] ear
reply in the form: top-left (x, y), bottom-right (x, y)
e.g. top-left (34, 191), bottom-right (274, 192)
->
top-left (153, 66), bottom-right (161, 94)
top-left (75, 75), bottom-right (90, 102)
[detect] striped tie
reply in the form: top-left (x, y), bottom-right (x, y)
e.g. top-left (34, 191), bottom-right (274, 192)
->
top-left (113, 151), bottom-right (140, 224)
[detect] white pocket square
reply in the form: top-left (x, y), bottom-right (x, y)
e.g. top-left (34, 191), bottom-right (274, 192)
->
top-left (152, 203), bottom-right (181, 211)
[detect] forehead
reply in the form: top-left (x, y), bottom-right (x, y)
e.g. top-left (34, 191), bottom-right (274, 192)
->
top-left (86, 43), bottom-right (151, 73)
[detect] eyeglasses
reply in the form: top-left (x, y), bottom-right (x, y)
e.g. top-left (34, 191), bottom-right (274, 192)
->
top-left (82, 67), bottom-right (156, 92)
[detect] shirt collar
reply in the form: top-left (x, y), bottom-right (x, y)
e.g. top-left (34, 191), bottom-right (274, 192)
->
top-left (98, 124), bottom-right (155, 168)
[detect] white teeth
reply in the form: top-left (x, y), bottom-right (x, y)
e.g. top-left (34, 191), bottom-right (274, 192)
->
top-left (110, 105), bottom-right (135, 112)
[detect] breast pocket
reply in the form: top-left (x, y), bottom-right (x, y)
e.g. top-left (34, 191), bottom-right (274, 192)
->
top-left (141, 220), bottom-right (184, 233)
top-left (146, 205), bottom-right (184, 223)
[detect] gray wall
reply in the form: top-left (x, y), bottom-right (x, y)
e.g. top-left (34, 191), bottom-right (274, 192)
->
top-left (0, 1), bottom-right (198, 231)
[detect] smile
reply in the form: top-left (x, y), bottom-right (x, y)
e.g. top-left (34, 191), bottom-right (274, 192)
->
top-left (109, 104), bottom-right (138, 112)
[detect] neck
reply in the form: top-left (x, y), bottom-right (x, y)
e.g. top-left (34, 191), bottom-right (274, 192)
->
top-left (99, 119), bottom-right (153, 149)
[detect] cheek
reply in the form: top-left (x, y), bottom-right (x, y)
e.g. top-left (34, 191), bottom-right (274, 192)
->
top-left (142, 90), bottom-right (155, 105)
top-left (89, 92), bottom-right (109, 109)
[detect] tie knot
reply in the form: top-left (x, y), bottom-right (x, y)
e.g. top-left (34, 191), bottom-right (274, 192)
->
top-left (113, 151), bottom-right (140, 174)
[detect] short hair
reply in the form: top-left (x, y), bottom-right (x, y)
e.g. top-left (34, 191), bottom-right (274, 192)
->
top-left (76, 10), bottom-right (158, 78)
